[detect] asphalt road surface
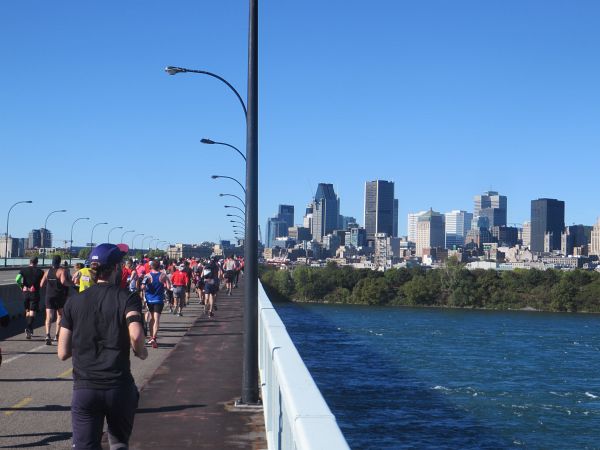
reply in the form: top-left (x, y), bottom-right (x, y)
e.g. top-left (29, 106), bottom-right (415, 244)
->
top-left (0, 296), bottom-right (205, 449)
top-left (0, 270), bottom-right (19, 286)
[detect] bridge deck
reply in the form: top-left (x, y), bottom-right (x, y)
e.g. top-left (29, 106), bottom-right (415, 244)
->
top-left (0, 279), bottom-right (266, 449)
top-left (130, 279), bottom-right (266, 449)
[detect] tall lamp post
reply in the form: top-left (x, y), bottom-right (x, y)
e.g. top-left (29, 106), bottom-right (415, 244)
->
top-left (225, 205), bottom-right (246, 215)
top-left (4, 200), bottom-right (32, 267)
top-left (201, 138), bottom-right (246, 161)
top-left (121, 229), bottom-right (135, 243)
top-left (131, 233), bottom-right (144, 253)
top-left (220, 193), bottom-right (246, 207)
top-left (242, 0), bottom-right (260, 405)
top-left (141, 236), bottom-right (153, 252)
top-left (90, 222), bottom-right (108, 252)
top-left (211, 175), bottom-right (246, 194)
top-left (107, 226), bottom-right (123, 243)
top-left (42, 209), bottom-right (67, 266)
top-left (69, 217), bottom-right (90, 265)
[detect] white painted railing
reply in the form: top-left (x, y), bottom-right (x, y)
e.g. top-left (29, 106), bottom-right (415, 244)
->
top-left (258, 282), bottom-right (350, 450)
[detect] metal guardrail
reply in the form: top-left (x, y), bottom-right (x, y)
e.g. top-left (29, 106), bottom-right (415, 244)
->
top-left (258, 282), bottom-right (350, 450)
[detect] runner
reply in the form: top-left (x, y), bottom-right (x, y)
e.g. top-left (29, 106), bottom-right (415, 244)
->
top-left (72, 262), bottom-right (83, 291)
top-left (16, 256), bottom-right (44, 339)
top-left (202, 256), bottom-right (221, 318)
top-left (73, 262), bottom-right (98, 292)
top-left (0, 298), bottom-right (10, 366)
top-left (142, 260), bottom-right (170, 348)
top-left (40, 255), bottom-right (71, 345)
top-left (183, 260), bottom-right (193, 306)
top-left (223, 254), bottom-right (237, 296)
top-left (171, 264), bottom-right (189, 316)
top-left (58, 243), bottom-right (147, 450)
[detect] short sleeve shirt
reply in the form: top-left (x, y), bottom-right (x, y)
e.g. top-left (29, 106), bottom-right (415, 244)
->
top-left (61, 283), bottom-right (142, 389)
top-left (19, 266), bottom-right (44, 299)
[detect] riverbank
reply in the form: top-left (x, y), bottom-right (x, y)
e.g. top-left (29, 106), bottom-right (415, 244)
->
top-left (260, 262), bottom-right (600, 313)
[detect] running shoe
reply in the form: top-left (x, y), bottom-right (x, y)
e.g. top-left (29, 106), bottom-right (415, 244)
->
top-left (151, 337), bottom-right (158, 349)
top-left (45, 334), bottom-right (52, 345)
top-left (25, 328), bottom-right (32, 340)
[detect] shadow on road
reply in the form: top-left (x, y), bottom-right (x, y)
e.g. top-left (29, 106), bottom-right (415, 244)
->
top-left (137, 403), bottom-right (207, 414)
top-left (0, 431), bottom-right (71, 449)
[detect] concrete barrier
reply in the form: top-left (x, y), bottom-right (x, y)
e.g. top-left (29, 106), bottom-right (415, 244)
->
top-left (0, 284), bottom-right (47, 319)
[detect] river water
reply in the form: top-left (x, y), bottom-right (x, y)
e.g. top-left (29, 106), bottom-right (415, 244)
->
top-left (274, 302), bottom-right (600, 449)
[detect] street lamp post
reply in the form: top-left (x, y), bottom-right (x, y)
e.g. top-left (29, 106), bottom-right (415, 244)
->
top-left (121, 229), bottom-right (135, 243)
top-left (131, 233), bottom-right (144, 253)
top-left (242, 0), bottom-right (260, 406)
top-left (90, 222), bottom-right (108, 252)
top-left (70, 217), bottom-right (90, 265)
top-left (4, 200), bottom-right (32, 267)
top-left (141, 236), bottom-right (153, 252)
top-left (225, 205), bottom-right (246, 216)
top-left (201, 139), bottom-right (246, 161)
top-left (42, 209), bottom-right (67, 266)
top-left (211, 175), bottom-right (246, 194)
top-left (107, 226), bottom-right (123, 243)
top-left (227, 213), bottom-right (245, 221)
top-left (219, 193), bottom-right (246, 207)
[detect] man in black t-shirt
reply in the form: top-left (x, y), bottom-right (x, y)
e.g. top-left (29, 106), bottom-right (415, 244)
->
top-left (58, 243), bottom-right (147, 449)
top-left (16, 256), bottom-right (44, 339)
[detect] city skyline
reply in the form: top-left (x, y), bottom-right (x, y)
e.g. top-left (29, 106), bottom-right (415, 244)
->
top-left (1, 2), bottom-right (599, 243)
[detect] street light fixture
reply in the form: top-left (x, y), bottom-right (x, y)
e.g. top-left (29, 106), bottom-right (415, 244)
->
top-left (42, 209), bottom-right (67, 266)
top-left (219, 193), bottom-right (245, 207)
top-left (90, 222), bottom-right (108, 252)
top-left (164, 66), bottom-right (247, 117)
top-left (211, 175), bottom-right (246, 194)
top-left (121, 229), bottom-right (135, 243)
top-left (4, 200), bottom-right (32, 267)
top-left (225, 205), bottom-right (245, 215)
top-left (107, 226), bottom-right (123, 243)
top-left (70, 217), bottom-right (90, 265)
top-left (201, 138), bottom-right (246, 161)
top-left (226, 213), bottom-right (245, 221)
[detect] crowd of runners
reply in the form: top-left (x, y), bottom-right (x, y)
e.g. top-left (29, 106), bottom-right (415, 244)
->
top-left (3, 248), bottom-right (244, 353)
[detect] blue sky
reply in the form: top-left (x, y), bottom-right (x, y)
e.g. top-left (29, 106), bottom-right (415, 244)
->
top-left (1, 1), bottom-right (599, 246)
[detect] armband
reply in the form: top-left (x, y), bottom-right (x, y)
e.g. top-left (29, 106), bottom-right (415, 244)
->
top-left (15, 274), bottom-right (23, 288)
top-left (126, 315), bottom-right (143, 326)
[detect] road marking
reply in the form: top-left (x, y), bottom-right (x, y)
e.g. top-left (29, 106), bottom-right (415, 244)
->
top-left (58, 367), bottom-right (73, 378)
top-left (4, 397), bottom-right (33, 416)
top-left (2, 344), bottom-right (49, 365)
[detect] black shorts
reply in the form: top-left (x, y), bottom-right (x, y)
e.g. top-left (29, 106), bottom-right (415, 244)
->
top-left (147, 303), bottom-right (164, 314)
top-left (46, 296), bottom-right (66, 310)
top-left (203, 283), bottom-right (218, 295)
top-left (225, 270), bottom-right (235, 281)
top-left (185, 283), bottom-right (191, 294)
top-left (24, 295), bottom-right (40, 312)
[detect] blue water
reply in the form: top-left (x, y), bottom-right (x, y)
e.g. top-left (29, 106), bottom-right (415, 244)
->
top-left (274, 303), bottom-right (600, 449)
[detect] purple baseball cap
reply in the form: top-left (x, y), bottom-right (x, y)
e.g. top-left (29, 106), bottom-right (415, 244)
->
top-left (90, 243), bottom-right (126, 266)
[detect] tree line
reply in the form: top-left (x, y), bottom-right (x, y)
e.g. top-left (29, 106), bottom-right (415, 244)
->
top-left (259, 259), bottom-right (600, 313)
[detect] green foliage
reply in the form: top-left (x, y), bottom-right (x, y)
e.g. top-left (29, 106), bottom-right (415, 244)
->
top-left (258, 263), bottom-right (600, 313)
top-left (78, 247), bottom-right (91, 260)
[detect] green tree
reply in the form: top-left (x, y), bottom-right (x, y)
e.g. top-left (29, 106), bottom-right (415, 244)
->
top-left (78, 247), bottom-right (91, 260)
top-left (351, 277), bottom-right (393, 305)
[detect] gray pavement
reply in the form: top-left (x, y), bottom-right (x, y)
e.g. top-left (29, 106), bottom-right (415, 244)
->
top-left (0, 270), bottom-right (19, 286)
top-left (0, 297), bottom-right (204, 449)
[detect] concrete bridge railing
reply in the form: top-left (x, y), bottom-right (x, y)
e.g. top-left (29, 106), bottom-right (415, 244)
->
top-left (258, 282), bottom-right (349, 450)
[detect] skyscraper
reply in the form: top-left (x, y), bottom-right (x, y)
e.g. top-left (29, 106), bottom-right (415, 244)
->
top-left (311, 183), bottom-right (339, 242)
top-left (266, 217), bottom-right (288, 248)
top-left (416, 209), bottom-right (445, 257)
top-left (393, 199), bottom-right (399, 238)
top-left (444, 210), bottom-right (473, 248)
top-left (474, 191), bottom-right (507, 228)
top-left (530, 198), bottom-right (565, 253)
top-left (364, 180), bottom-right (395, 242)
top-left (407, 211), bottom-right (427, 243)
top-left (278, 205), bottom-right (294, 228)
top-left (590, 218), bottom-right (600, 256)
